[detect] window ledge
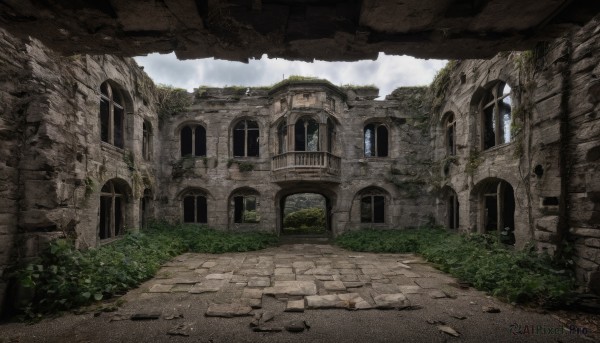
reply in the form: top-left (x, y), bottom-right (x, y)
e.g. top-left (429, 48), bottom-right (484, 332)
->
top-left (101, 141), bottom-right (126, 155)
top-left (482, 141), bottom-right (512, 154)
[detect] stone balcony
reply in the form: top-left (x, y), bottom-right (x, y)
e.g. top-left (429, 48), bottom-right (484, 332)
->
top-left (271, 152), bottom-right (341, 183)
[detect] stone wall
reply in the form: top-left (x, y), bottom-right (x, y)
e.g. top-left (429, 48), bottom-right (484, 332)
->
top-left (431, 16), bottom-right (600, 291)
top-left (157, 82), bottom-right (435, 234)
top-left (0, 28), bottom-right (158, 312)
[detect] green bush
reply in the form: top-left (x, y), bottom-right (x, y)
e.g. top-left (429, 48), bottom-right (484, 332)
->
top-left (15, 222), bottom-right (277, 318)
top-left (336, 228), bottom-right (575, 307)
top-left (283, 207), bottom-right (325, 230)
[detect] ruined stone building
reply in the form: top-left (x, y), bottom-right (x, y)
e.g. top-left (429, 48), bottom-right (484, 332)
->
top-left (0, 1), bottom-right (599, 311)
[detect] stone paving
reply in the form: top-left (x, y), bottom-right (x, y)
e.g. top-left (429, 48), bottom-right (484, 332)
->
top-left (0, 244), bottom-right (594, 342)
top-left (144, 244), bottom-right (438, 316)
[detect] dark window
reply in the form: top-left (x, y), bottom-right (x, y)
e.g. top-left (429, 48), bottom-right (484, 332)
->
top-left (180, 125), bottom-right (206, 157)
top-left (183, 194), bottom-right (207, 224)
top-left (448, 192), bottom-right (459, 229)
top-left (278, 121), bottom-right (287, 154)
top-left (445, 112), bottom-right (456, 156)
top-left (233, 120), bottom-right (259, 157)
top-left (327, 118), bottom-right (335, 153)
top-left (361, 195), bottom-right (385, 223)
top-left (140, 189), bottom-right (151, 229)
top-left (234, 195), bottom-right (259, 223)
top-left (142, 121), bottom-right (152, 160)
top-left (99, 180), bottom-right (125, 240)
top-left (295, 117), bottom-right (319, 152)
top-left (481, 180), bottom-right (515, 244)
top-left (481, 82), bottom-right (512, 150)
top-left (99, 81), bottom-right (126, 148)
top-left (364, 123), bottom-right (388, 157)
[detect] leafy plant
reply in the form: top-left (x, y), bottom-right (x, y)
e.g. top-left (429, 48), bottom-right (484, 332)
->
top-left (14, 222), bottom-right (277, 318)
top-left (283, 207), bottom-right (326, 233)
top-left (336, 229), bottom-right (576, 307)
top-left (155, 84), bottom-right (192, 121)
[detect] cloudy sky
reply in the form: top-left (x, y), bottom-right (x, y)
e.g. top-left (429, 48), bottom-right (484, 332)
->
top-left (134, 53), bottom-right (447, 99)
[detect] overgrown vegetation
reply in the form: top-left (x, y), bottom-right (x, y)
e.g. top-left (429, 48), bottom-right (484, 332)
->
top-left (465, 149), bottom-right (484, 175)
top-left (227, 159), bottom-right (254, 172)
top-left (429, 60), bottom-right (458, 116)
top-left (155, 84), bottom-right (192, 121)
top-left (336, 229), bottom-right (575, 307)
top-left (14, 222), bottom-right (277, 318)
top-left (283, 207), bottom-right (326, 234)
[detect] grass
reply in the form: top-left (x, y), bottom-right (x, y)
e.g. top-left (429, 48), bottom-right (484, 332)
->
top-left (336, 228), bottom-right (576, 307)
top-left (13, 222), bottom-right (277, 318)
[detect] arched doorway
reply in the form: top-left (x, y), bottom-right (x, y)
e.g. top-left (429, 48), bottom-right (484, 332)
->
top-left (281, 193), bottom-right (329, 235)
top-left (472, 178), bottom-right (516, 245)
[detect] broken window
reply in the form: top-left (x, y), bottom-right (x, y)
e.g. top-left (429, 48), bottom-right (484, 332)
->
top-left (447, 190), bottom-right (459, 230)
top-left (480, 179), bottom-right (515, 244)
top-left (100, 81), bottom-right (126, 148)
top-left (99, 180), bottom-right (126, 240)
top-left (140, 188), bottom-right (152, 229)
top-left (180, 124), bottom-right (206, 157)
top-left (481, 82), bottom-right (512, 150)
top-left (364, 123), bottom-right (388, 157)
top-left (142, 121), bottom-right (152, 160)
top-left (295, 117), bottom-right (319, 152)
top-left (361, 195), bottom-right (385, 223)
top-left (444, 112), bottom-right (456, 156)
top-left (234, 195), bottom-right (259, 223)
top-left (183, 192), bottom-right (207, 224)
top-left (278, 120), bottom-right (287, 154)
top-left (233, 120), bottom-right (259, 157)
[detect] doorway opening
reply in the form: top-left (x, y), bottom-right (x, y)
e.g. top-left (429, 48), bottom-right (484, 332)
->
top-left (281, 193), bottom-right (328, 235)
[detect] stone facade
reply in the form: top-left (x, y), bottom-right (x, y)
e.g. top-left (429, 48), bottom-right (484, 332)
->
top-left (0, 13), bottom-right (599, 312)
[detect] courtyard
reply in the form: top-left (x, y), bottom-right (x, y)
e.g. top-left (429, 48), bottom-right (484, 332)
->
top-left (0, 243), bottom-right (593, 343)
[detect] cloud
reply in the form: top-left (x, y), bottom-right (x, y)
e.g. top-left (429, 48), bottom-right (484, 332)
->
top-left (134, 53), bottom-right (447, 99)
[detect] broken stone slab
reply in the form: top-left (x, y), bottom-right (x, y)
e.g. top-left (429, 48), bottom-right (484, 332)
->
top-left (323, 280), bottom-right (346, 291)
top-left (252, 326), bottom-right (283, 332)
top-left (303, 267), bottom-right (340, 275)
top-left (148, 284), bottom-right (173, 293)
top-left (240, 298), bottom-right (262, 309)
top-left (205, 303), bottom-right (253, 318)
top-left (314, 275), bottom-right (334, 281)
top-left (188, 280), bottom-right (225, 294)
top-left (285, 299), bottom-right (305, 312)
top-left (343, 282), bottom-right (365, 288)
top-left (398, 285), bottom-right (421, 294)
top-left (167, 323), bottom-right (193, 337)
top-left (131, 312), bottom-right (161, 320)
top-left (274, 267), bottom-right (293, 275)
top-left (263, 281), bottom-right (317, 296)
top-left (247, 277), bottom-right (271, 288)
top-left (205, 272), bottom-right (233, 280)
top-left (428, 290), bottom-right (448, 299)
top-left (285, 320), bottom-right (308, 333)
top-left (373, 294), bottom-right (409, 309)
top-left (306, 293), bottom-right (372, 310)
top-left (438, 325), bottom-right (460, 337)
top-left (242, 288), bottom-right (263, 299)
top-left (250, 311), bottom-right (275, 327)
top-left (170, 284), bottom-right (193, 293)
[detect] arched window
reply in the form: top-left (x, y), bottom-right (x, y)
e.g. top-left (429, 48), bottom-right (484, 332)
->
top-left (180, 124), bottom-right (206, 157)
top-left (140, 188), bottom-right (152, 229)
top-left (446, 188), bottom-right (459, 230)
top-left (358, 188), bottom-right (387, 224)
top-left (481, 82), bottom-right (512, 150)
top-left (474, 179), bottom-right (515, 244)
top-left (444, 113), bottom-right (456, 156)
top-left (142, 121), bottom-right (152, 160)
top-left (100, 81), bottom-right (126, 148)
top-left (99, 180), bottom-right (127, 240)
top-left (233, 120), bottom-right (259, 157)
top-left (182, 191), bottom-right (207, 224)
top-left (295, 117), bottom-right (319, 152)
top-left (233, 194), bottom-right (259, 223)
top-left (364, 123), bottom-right (388, 157)
top-left (277, 120), bottom-right (287, 154)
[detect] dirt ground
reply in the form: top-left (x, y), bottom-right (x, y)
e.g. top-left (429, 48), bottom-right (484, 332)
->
top-left (0, 244), bottom-right (596, 343)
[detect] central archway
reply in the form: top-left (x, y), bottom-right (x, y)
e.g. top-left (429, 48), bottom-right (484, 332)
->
top-left (281, 193), bottom-right (328, 235)
top-left (275, 184), bottom-right (338, 237)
